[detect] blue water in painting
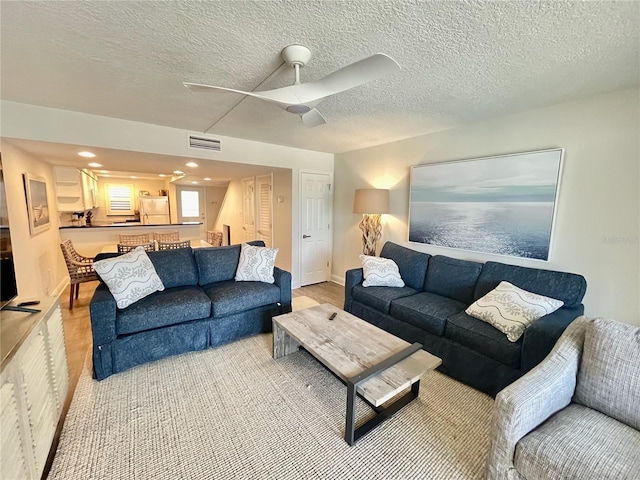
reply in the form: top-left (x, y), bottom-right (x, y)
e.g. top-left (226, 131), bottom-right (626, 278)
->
top-left (408, 202), bottom-right (554, 260)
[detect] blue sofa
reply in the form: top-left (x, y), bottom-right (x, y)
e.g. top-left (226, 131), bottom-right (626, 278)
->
top-left (90, 241), bottom-right (292, 380)
top-left (344, 242), bottom-right (587, 396)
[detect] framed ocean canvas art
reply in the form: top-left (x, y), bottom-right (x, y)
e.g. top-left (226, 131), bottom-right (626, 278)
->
top-left (408, 149), bottom-right (563, 261)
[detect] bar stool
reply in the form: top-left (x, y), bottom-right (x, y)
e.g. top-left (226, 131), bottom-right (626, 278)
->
top-left (207, 230), bottom-right (223, 246)
top-left (153, 231), bottom-right (179, 242)
top-left (117, 241), bottom-right (155, 253)
top-left (60, 239), bottom-right (98, 309)
top-left (119, 233), bottom-right (150, 244)
top-left (157, 240), bottom-right (191, 251)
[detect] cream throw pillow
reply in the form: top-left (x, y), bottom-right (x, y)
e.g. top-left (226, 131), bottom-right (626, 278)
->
top-left (360, 255), bottom-right (405, 287)
top-left (94, 247), bottom-right (165, 309)
top-left (466, 281), bottom-right (563, 342)
top-left (235, 243), bottom-right (279, 283)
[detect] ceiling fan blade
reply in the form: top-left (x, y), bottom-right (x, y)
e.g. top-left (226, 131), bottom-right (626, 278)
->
top-left (184, 82), bottom-right (295, 109)
top-left (301, 108), bottom-right (326, 128)
top-left (290, 53), bottom-right (401, 104)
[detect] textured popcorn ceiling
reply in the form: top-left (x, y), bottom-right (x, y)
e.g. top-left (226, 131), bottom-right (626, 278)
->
top-left (1, 1), bottom-right (638, 154)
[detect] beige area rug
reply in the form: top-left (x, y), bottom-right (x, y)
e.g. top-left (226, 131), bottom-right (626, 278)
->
top-left (50, 303), bottom-right (494, 480)
top-left (292, 295), bottom-right (320, 311)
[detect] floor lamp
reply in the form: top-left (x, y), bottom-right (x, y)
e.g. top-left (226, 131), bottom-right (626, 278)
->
top-left (353, 189), bottom-right (390, 256)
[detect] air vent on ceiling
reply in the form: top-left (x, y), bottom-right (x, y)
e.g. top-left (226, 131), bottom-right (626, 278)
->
top-left (188, 134), bottom-right (221, 151)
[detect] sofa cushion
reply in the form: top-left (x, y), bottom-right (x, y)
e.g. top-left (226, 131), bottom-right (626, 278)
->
top-left (390, 292), bottom-right (467, 336)
top-left (466, 281), bottom-right (564, 342)
top-left (147, 247), bottom-right (199, 288)
top-left (94, 247), bottom-right (165, 309)
top-left (204, 280), bottom-right (281, 317)
top-left (195, 241), bottom-right (265, 285)
top-left (360, 255), bottom-right (405, 287)
top-left (445, 311), bottom-right (522, 368)
top-left (474, 261), bottom-right (586, 307)
top-left (515, 404), bottom-right (640, 480)
top-left (423, 255), bottom-right (483, 304)
top-left (116, 286), bottom-right (211, 335)
top-left (380, 242), bottom-right (430, 291)
top-left (235, 243), bottom-right (279, 283)
top-left (352, 284), bottom-right (419, 314)
top-left (574, 318), bottom-right (640, 430)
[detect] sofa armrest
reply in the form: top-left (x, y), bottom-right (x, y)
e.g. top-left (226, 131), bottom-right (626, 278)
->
top-left (89, 284), bottom-right (118, 346)
top-left (273, 267), bottom-right (292, 311)
top-left (486, 317), bottom-right (587, 480)
top-left (344, 268), bottom-right (364, 311)
top-left (521, 305), bottom-right (584, 372)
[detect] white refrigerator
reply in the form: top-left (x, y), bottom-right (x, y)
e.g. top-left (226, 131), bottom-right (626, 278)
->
top-left (139, 196), bottom-right (170, 225)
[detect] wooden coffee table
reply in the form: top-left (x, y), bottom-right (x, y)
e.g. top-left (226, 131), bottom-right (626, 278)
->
top-left (273, 303), bottom-right (442, 445)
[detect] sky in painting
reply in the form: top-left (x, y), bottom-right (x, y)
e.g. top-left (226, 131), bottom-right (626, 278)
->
top-left (410, 150), bottom-right (562, 203)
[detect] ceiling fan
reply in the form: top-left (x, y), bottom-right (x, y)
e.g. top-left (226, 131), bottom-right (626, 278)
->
top-left (183, 45), bottom-right (401, 128)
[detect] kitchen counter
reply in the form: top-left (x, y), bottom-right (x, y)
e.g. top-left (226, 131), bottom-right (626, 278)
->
top-left (59, 222), bottom-right (206, 256)
top-left (60, 222), bottom-right (202, 229)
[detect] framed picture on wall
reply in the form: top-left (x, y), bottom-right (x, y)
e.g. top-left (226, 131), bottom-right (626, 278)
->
top-left (408, 149), bottom-right (564, 261)
top-left (24, 173), bottom-right (51, 236)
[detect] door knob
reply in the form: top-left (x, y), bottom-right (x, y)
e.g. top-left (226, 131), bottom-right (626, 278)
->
top-left (303, 234), bottom-right (311, 238)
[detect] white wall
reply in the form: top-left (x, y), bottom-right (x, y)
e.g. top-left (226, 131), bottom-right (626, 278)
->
top-left (333, 88), bottom-right (640, 326)
top-left (1, 144), bottom-right (68, 300)
top-left (1, 101), bottom-right (334, 287)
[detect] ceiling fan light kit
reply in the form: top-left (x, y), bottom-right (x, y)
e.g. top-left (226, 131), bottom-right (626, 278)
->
top-left (184, 45), bottom-right (400, 128)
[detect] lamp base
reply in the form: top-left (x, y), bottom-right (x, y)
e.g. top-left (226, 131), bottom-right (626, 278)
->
top-left (359, 214), bottom-right (382, 256)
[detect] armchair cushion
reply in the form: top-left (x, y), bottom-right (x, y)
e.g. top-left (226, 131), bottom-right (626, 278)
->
top-left (574, 318), bottom-right (640, 430)
top-left (515, 403), bottom-right (640, 480)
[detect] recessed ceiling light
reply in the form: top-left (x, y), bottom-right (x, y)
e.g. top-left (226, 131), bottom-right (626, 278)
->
top-left (88, 162), bottom-right (102, 168)
top-left (97, 170), bottom-right (109, 174)
top-left (130, 176), bottom-right (137, 179)
top-left (173, 170), bottom-right (184, 175)
top-left (159, 174), bottom-right (167, 177)
top-left (78, 151), bottom-right (96, 158)
top-left (102, 174), bottom-right (110, 177)
top-left (191, 181), bottom-right (198, 184)
top-left (186, 162), bottom-right (198, 168)
top-left (204, 177), bottom-right (212, 181)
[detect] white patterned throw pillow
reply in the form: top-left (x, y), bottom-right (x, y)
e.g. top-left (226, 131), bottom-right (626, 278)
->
top-left (94, 247), bottom-right (165, 309)
top-left (466, 281), bottom-right (564, 342)
top-left (235, 243), bottom-right (279, 283)
top-left (360, 255), bottom-right (405, 287)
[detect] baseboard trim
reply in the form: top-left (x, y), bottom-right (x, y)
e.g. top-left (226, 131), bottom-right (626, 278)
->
top-left (330, 273), bottom-right (345, 286)
top-left (51, 278), bottom-right (69, 298)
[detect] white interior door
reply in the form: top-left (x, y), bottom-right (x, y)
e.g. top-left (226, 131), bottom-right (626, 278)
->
top-left (176, 186), bottom-right (205, 224)
top-left (300, 172), bottom-right (332, 286)
top-left (241, 177), bottom-right (255, 242)
top-left (256, 175), bottom-right (273, 247)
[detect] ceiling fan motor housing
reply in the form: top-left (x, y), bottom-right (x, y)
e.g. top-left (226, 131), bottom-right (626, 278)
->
top-left (281, 44), bottom-right (312, 67)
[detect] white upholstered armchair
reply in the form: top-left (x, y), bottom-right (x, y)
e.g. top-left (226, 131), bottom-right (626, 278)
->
top-left (486, 316), bottom-right (640, 480)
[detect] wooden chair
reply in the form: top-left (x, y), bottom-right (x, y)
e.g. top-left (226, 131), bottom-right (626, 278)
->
top-left (117, 242), bottom-right (155, 253)
top-left (60, 239), bottom-right (98, 310)
top-left (119, 233), bottom-right (150, 244)
top-left (153, 231), bottom-right (179, 242)
top-left (157, 240), bottom-right (191, 251)
top-left (207, 230), bottom-right (223, 247)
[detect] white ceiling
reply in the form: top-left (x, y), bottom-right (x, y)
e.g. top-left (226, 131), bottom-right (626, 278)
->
top-left (1, 1), bottom-right (639, 155)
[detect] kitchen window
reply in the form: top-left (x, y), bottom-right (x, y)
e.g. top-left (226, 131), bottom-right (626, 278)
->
top-left (105, 184), bottom-right (134, 215)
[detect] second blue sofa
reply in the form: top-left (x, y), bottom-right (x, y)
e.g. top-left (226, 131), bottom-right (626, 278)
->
top-left (90, 241), bottom-right (291, 380)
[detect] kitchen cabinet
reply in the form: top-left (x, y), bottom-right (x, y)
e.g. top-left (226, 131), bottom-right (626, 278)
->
top-left (54, 166), bottom-right (98, 211)
top-left (1, 297), bottom-right (68, 479)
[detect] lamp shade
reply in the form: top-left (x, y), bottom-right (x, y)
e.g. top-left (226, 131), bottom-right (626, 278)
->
top-left (353, 189), bottom-right (390, 214)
